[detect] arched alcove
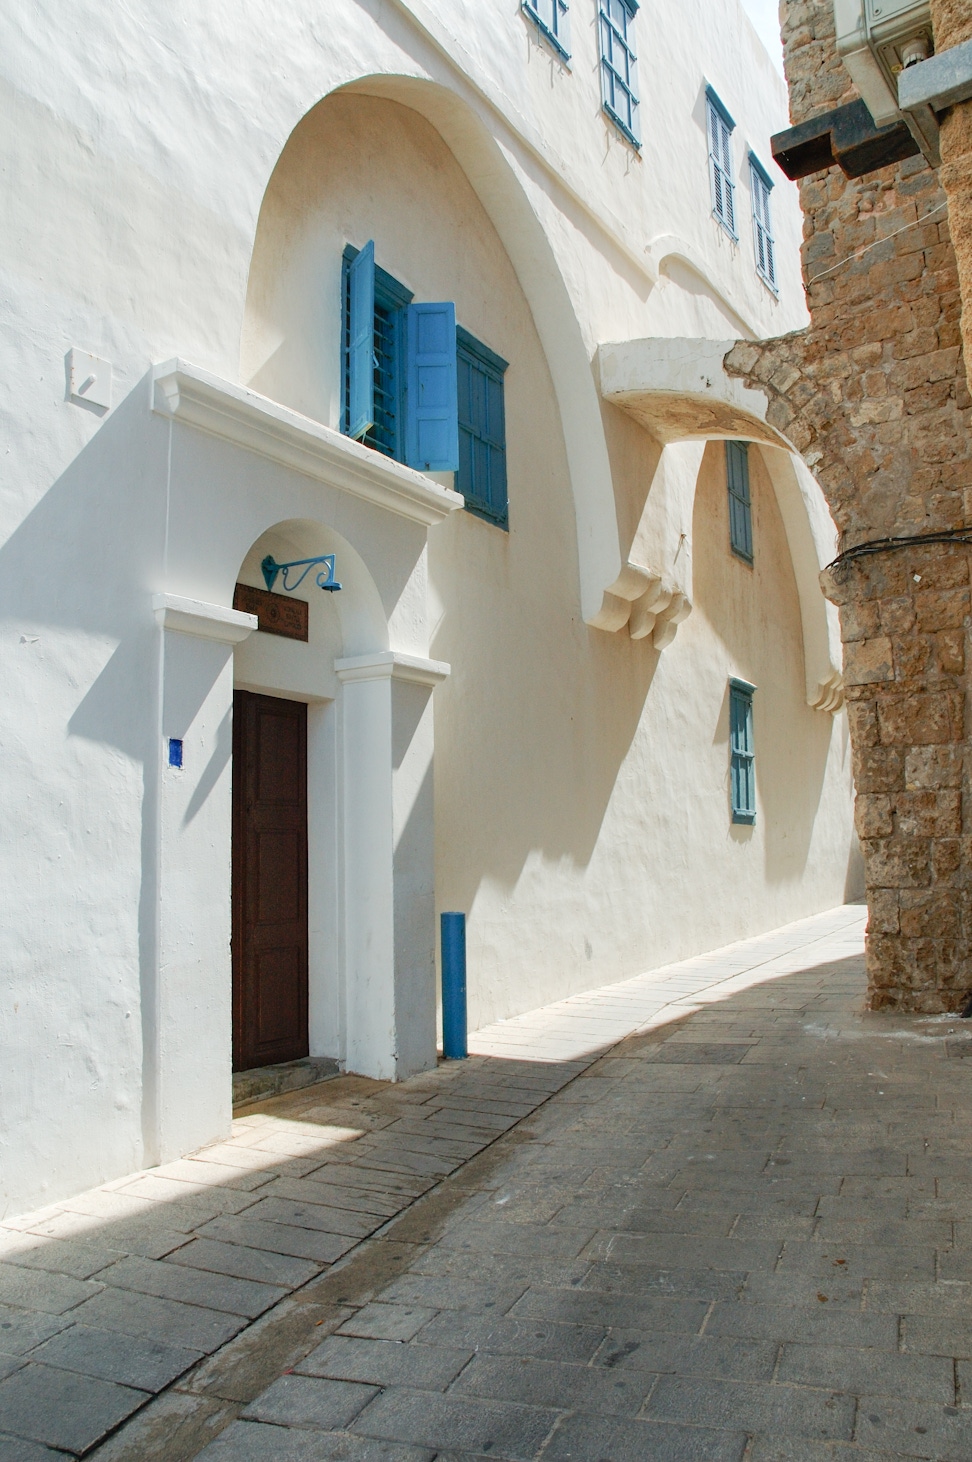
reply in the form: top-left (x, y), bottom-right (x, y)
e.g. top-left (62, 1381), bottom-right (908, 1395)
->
top-left (241, 75), bottom-right (628, 626)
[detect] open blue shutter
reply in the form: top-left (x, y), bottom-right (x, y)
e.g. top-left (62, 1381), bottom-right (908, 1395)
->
top-left (406, 302), bottom-right (459, 472)
top-left (348, 240), bottom-right (375, 441)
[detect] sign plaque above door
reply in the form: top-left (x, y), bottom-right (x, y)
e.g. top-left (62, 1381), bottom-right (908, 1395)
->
top-left (233, 583), bottom-right (309, 641)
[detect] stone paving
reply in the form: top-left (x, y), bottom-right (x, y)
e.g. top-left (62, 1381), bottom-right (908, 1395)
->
top-left (10, 903), bottom-right (972, 1458)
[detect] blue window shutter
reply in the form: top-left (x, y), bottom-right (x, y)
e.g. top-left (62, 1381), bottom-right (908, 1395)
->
top-left (406, 302), bottom-right (459, 472)
top-left (729, 680), bottom-right (756, 824)
top-left (348, 240), bottom-right (375, 441)
top-left (726, 440), bottom-right (753, 562)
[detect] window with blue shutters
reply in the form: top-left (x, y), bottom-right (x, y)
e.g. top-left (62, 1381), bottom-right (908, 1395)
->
top-left (456, 328), bottom-right (509, 529)
top-left (706, 88), bottom-right (736, 238)
top-left (342, 242), bottom-right (459, 473)
top-left (599, 0), bottom-right (640, 148)
top-left (343, 243), bottom-right (412, 460)
top-left (729, 679), bottom-right (756, 825)
top-left (726, 439), bottom-right (753, 564)
top-left (750, 154), bottom-right (777, 292)
top-left (522, 0), bottom-right (570, 59)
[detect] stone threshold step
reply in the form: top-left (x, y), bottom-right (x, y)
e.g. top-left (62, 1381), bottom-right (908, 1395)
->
top-left (232, 1055), bottom-right (341, 1108)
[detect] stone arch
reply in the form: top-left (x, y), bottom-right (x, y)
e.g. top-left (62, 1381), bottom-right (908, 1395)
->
top-left (597, 336), bottom-right (844, 710)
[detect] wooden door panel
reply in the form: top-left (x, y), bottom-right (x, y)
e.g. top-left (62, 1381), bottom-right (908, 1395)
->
top-left (232, 690), bottom-right (309, 1072)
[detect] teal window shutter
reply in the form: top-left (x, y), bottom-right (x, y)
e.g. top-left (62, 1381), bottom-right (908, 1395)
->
top-left (599, 0), bottom-right (640, 147)
top-left (348, 240), bottom-right (375, 441)
top-left (522, 0), bottom-right (570, 59)
top-left (406, 302), bottom-right (459, 472)
top-left (706, 89), bottom-right (736, 237)
top-left (750, 154), bottom-right (777, 291)
top-left (726, 440), bottom-right (753, 563)
top-left (456, 328), bottom-right (509, 528)
top-left (729, 679), bottom-right (756, 824)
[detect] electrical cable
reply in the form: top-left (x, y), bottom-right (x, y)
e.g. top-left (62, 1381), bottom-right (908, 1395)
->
top-left (807, 201), bottom-right (948, 286)
top-left (826, 525), bottom-right (972, 576)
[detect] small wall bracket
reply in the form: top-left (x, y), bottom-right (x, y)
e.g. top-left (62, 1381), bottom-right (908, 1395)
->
top-left (261, 554), bottom-right (342, 593)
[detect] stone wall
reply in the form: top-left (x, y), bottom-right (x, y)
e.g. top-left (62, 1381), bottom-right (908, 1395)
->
top-left (725, 0), bottom-right (972, 1011)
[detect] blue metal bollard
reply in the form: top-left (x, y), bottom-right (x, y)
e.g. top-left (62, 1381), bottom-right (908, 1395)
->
top-left (441, 912), bottom-right (467, 1060)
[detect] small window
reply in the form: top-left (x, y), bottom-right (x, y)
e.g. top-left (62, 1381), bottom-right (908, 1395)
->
top-left (522, 0), bottom-right (570, 59)
top-left (729, 679), bottom-right (756, 825)
top-left (456, 328), bottom-right (509, 529)
top-left (599, 0), bottom-right (640, 148)
top-left (706, 88), bottom-right (736, 237)
top-left (750, 154), bottom-right (777, 291)
top-left (726, 440), bottom-right (753, 564)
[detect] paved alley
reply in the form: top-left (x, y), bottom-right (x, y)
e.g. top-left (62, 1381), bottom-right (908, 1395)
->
top-left (9, 905), bottom-right (972, 1459)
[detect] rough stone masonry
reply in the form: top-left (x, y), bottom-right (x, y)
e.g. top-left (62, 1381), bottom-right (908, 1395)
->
top-left (724, 0), bottom-right (972, 1013)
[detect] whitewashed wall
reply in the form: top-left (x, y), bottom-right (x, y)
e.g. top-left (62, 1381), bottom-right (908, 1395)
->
top-left (0, 0), bottom-right (853, 1217)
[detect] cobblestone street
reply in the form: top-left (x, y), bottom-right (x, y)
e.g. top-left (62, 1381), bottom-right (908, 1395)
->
top-left (12, 905), bottom-right (972, 1459)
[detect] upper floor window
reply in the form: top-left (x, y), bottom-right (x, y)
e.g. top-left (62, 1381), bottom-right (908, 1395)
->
top-left (706, 88), bottom-right (736, 237)
top-left (729, 679), bottom-right (756, 825)
top-left (342, 241), bottom-right (459, 473)
top-left (456, 329), bottom-right (509, 529)
top-left (599, 0), bottom-right (640, 148)
top-left (749, 154), bottom-right (777, 292)
top-left (726, 440), bottom-right (753, 563)
top-left (342, 241), bottom-right (508, 524)
top-left (522, 0), bottom-right (570, 60)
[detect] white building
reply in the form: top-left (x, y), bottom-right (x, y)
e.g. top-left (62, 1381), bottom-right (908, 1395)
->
top-left (1, 0), bottom-right (857, 1217)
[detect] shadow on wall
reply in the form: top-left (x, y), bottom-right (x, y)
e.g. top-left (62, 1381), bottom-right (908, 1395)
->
top-left (693, 441), bottom-right (834, 886)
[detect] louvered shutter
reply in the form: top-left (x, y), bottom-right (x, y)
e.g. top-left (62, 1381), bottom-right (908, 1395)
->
top-left (726, 440), bottom-right (753, 561)
top-left (348, 241), bottom-right (375, 441)
top-left (406, 302), bottom-right (459, 472)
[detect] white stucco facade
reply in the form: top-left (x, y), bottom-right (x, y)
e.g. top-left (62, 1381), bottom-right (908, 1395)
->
top-left (1, 0), bottom-right (857, 1217)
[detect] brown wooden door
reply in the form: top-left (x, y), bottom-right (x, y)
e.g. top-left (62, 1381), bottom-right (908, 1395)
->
top-left (232, 690), bottom-right (309, 1072)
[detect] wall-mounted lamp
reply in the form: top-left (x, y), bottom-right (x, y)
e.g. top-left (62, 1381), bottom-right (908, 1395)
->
top-left (261, 554), bottom-right (342, 593)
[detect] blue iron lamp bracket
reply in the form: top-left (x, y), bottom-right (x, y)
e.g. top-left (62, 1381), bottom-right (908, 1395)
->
top-left (261, 554), bottom-right (342, 594)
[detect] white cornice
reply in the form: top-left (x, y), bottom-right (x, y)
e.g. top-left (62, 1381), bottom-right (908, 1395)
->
top-left (335, 651), bottom-right (451, 687)
top-left (153, 593), bottom-right (257, 643)
top-left (152, 360), bottom-right (463, 528)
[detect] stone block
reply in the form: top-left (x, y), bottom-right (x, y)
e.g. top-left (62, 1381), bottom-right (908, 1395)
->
top-left (101, 1255), bottom-right (287, 1320)
top-left (242, 1374), bottom-right (377, 1430)
top-left (864, 838), bottom-right (930, 890)
top-left (337, 1304), bottom-right (437, 1343)
top-left (0, 1362), bottom-right (147, 1454)
top-left (29, 1322), bottom-right (200, 1392)
top-left (895, 790), bottom-right (963, 838)
top-left (843, 638), bottom-right (894, 685)
top-left (351, 1387), bottom-right (560, 1457)
top-left (854, 746), bottom-right (905, 793)
top-left (541, 1414), bottom-right (746, 1462)
top-left (867, 888), bottom-right (899, 934)
top-left (935, 629), bottom-right (965, 674)
top-left (916, 588), bottom-right (970, 632)
top-left (877, 692), bottom-right (961, 746)
top-left (300, 1336), bottom-right (470, 1391)
top-left (855, 795), bottom-right (892, 839)
top-left (194, 1420), bottom-right (431, 1461)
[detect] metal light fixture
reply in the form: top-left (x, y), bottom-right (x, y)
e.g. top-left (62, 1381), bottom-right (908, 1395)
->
top-left (261, 554), bottom-right (342, 593)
